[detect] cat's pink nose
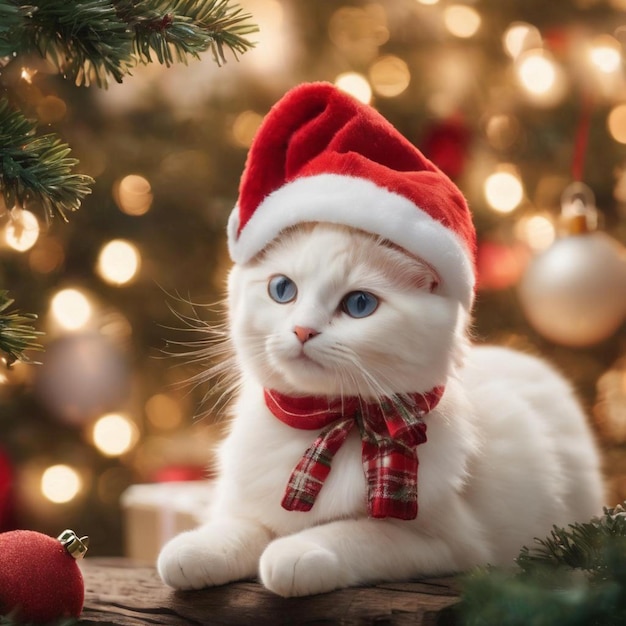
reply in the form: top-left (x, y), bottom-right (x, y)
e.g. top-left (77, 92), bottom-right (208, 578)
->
top-left (294, 326), bottom-right (320, 344)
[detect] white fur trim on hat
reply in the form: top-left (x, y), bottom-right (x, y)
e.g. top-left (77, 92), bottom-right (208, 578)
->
top-left (228, 173), bottom-right (475, 309)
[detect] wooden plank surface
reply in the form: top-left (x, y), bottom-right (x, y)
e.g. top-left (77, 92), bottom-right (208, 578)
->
top-left (79, 559), bottom-right (460, 625)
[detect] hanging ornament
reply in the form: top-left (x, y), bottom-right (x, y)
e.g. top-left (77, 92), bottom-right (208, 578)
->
top-left (34, 332), bottom-right (131, 425)
top-left (421, 114), bottom-right (471, 180)
top-left (0, 529), bottom-right (88, 623)
top-left (518, 182), bottom-right (626, 347)
top-left (0, 448), bottom-right (14, 532)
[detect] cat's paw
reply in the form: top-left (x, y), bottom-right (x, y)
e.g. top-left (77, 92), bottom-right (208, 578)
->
top-left (259, 537), bottom-right (348, 597)
top-left (157, 529), bottom-right (240, 590)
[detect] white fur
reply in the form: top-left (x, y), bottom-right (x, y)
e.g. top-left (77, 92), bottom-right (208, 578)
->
top-left (227, 173), bottom-right (475, 310)
top-left (158, 224), bottom-right (605, 597)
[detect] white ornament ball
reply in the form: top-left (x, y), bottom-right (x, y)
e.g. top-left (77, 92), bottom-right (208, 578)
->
top-left (518, 231), bottom-right (626, 347)
top-left (34, 333), bottom-right (131, 425)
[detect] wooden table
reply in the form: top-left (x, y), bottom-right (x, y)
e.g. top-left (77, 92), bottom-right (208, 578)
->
top-left (79, 559), bottom-right (461, 625)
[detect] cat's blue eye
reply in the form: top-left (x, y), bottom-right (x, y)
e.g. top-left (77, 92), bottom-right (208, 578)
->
top-left (268, 275), bottom-right (297, 303)
top-left (341, 291), bottom-right (379, 318)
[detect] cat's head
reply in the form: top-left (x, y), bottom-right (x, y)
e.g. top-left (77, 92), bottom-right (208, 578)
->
top-left (227, 223), bottom-right (468, 399)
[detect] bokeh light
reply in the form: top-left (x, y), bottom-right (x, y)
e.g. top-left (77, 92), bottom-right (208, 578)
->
top-left (589, 35), bottom-right (622, 73)
top-left (503, 22), bottom-right (542, 58)
top-left (608, 104), bottom-right (626, 143)
top-left (334, 72), bottom-right (372, 103)
top-left (444, 5), bottom-right (481, 39)
top-left (517, 51), bottom-right (556, 95)
top-left (50, 288), bottom-right (92, 331)
top-left (145, 393), bottom-right (184, 430)
top-left (369, 55), bottom-right (411, 97)
top-left (232, 110), bottom-right (264, 148)
top-left (515, 214), bottom-right (556, 251)
top-left (114, 174), bottom-right (153, 216)
top-left (484, 169), bottom-right (524, 213)
top-left (93, 413), bottom-right (137, 457)
top-left (5, 209), bottom-right (39, 251)
top-left (41, 464), bottom-right (82, 503)
top-left (97, 239), bottom-right (141, 285)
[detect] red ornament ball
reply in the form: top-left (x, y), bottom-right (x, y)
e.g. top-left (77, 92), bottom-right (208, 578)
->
top-left (0, 530), bottom-right (87, 623)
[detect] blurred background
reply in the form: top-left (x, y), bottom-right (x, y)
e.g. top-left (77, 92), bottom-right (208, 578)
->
top-left (2, 0), bottom-right (626, 557)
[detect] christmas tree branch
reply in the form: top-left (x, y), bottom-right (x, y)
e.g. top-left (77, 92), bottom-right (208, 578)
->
top-left (0, 0), bottom-right (257, 87)
top-left (0, 291), bottom-right (43, 368)
top-left (0, 99), bottom-right (94, 221)
top-left (458, 503), bottom-right (626, 626)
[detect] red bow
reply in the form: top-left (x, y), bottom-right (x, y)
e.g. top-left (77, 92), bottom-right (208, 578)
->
top-left (264, 387), bottom-right (444, 520)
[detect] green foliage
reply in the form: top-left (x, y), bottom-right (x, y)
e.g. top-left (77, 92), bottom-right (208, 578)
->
top-left (458, 503), bottom-right (626, 626)
top-left (0, 100), bottom-right (94, 221)
top-left (0, 0), bottom-right (258, 88)
top-left (0, 0), bottom-right (257, 364)
top-left (0, 291), bottom-right (43, 367)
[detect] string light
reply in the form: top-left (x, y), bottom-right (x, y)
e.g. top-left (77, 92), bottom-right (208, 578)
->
top-left (145, 393), bottom-right (183, 430)
top-left (484, 168), bottom-right (524, 213)
top-left (515, 214), bottom-right (556, 251)
top-left (4, 209), bottom-right (39, 251)
top-left (503, 22), bottom-right (542, 59)
top-left (444, 5), bottom-right (481, 39)
top-left (232, 110), bottom-right (264, 148)
top-left (589, 35), bottom-right (622, 73)
top-left (97, 239), bottom-right (141, 285)
top-left (41, 464), bottom-right (82, 503)
top-left (369, 55), bottom-right (411, 97)
top-left (50, 288), bottom-right (92, 331)
top-left (114, 174), bottom-right (153, 216)
top-left (92, 413), bottom-right (137, 457)
top-left (607, 104), bottom-right (626, 143)
top-left (334, 72), bottom-right (372, 103)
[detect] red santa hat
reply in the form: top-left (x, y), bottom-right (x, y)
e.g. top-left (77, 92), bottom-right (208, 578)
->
top-left (227, 82), bottom-right (476, 310)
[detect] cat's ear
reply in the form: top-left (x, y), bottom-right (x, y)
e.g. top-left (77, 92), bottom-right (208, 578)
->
top-left (413, 264), bottom-right (440, 293)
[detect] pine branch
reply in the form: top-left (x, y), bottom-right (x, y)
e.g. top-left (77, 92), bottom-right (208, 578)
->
top-left (0, 291), bottom-right (43, 368)
top-left (457, 503), bottom-right (626, 626)
top-left (122, 0), bottom-right (258, 68)
top-left (0, 99), bottom-right (93, 221)
top-left (1, 0), bottom-right (257, 88)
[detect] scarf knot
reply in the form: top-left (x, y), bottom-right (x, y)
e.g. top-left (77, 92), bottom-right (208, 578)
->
top-left (264, 387), bottom-right (444, 520)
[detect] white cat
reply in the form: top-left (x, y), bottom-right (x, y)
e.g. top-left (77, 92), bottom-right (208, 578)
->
top-left (157, 222), bottom-right (605, 597)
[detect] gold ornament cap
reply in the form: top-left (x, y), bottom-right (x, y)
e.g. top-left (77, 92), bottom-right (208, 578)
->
top-left (57, 529), bottom-right (90, 560)
top-left (559, 181), bottom-right (598, 236)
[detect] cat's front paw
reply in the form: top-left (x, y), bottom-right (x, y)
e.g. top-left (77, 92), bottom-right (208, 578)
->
top-left (259, 537), bottom-right (348, 597)
top-left (157, 529), bottom-right (240, 590)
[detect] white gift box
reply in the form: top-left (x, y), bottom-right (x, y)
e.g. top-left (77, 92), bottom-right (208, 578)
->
top-left (121, 481), bottom-right (214, 563)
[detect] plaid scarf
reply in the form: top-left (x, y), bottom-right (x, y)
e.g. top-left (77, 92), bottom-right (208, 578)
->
top-left (264, 386), bottom-right (444, 520)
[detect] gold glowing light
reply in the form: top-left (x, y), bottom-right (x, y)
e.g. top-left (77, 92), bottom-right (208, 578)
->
top-left (5, 209), bottom-right (39, 251)
top-left (417, 0), bottom-right (439, 5)
top-left (145, 393), bottom-right (183, 430)
top-left (114, 174), bottom-right (153, 216)
top-left (369, 55), bottom-right (411, 97)
top-left (97, 239), bottom-right (141, 285)
top-left (484, 169), bottom-right (524, 213)
top-left (335, 72), bottom-right (372, 104)
top-left (503, 22), bottom-right (541, 59)
top-left (51, 288), bottom-right (92, 331)
top-left (590, 36), bottom-right (622, 74)
top-left (608, 104), bottom-right (626, 144)
top-left (93, 413), bottom-right (137, 457)
top-left (444, 5), bottom-right (481, 39)
top-left (515, 214), bottom-right (556, 251)
top-left (41, 464), bottom-right (82, 503)
top-left (516, 50), bottom-right (559, 97)
top-left (232, 110), bottom-right (264, 148)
